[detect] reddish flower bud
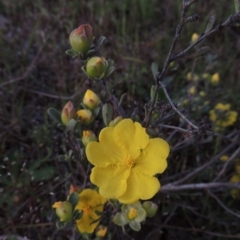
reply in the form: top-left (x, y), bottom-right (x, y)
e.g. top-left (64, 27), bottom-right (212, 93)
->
top-left (69, 24), bottom-right (93, 55)
top-left (61, 101), bottom-right (77, 125)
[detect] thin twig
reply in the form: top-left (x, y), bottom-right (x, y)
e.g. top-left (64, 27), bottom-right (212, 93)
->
top-left (214, 145), bottom-right (240, 182)
top-left (159, 81), bottom-right (198, 129)
top-left (160, 182), bottom-right (240, 192)
top-left (207, 190), bottom-right (240, 218)
top-left (98, 79), bottom-right (126, 117)
top-left (0, 43), bottom-right (45, 88)
top-left (167, 141), bottom-right (238, 186)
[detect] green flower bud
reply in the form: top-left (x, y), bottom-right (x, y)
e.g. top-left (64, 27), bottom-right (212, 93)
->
top-left (142, 201), bottom-right (158, 217)
top-left (69, 24), bottom-right (93, 55)
top-left (86, 57), bottom-right (108, 78)
top-left (61, 101), bottom-right (77, 125)
top-left (82, 130), bottom-right (97, 146)
top-left (52, 201), bottom-right (73, 221)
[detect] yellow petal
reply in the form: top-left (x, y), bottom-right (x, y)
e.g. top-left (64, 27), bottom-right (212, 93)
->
top-left (90, 165), bottom-right (131, 199)
top-left (117, 170), bottom-right (160, 204)
top-left (86, 127), bottom-right (125, 167)
top-left (75, 189), bottom-right (107, 234)
top-left (135, 138), bottom-right (169, 176)
top-left (113, 119), bottom-right (149, 159)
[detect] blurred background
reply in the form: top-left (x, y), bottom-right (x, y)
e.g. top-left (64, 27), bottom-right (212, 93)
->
top-left (0, 0), bottom-right (240, 239)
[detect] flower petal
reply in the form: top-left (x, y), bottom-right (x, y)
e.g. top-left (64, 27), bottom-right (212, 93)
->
top-left (129, 220), bottom-right (141, 231)
top-left (90, 165), bottom-right (131, 199)
top-left (135, 138), bottom-right (169, 176)
top-left (86, 127), bottom-right (125, 167)
top-left (117, 170), bottom-right (160, 204)
top-left (113, 119), bottom-right (149, 159)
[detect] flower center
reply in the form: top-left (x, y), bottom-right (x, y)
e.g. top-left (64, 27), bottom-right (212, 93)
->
top-left (83, 205), bottom-right (92, 215)
top-left (128, 208), bottom-right (138, 220)
top-left (125, 156), bottom-right (135, 168)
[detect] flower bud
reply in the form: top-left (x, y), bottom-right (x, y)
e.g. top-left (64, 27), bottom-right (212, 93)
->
top-left (52, 201), bottom-right (73, 221)
top-left (77, 109), bottom-right (94, 125)
top-left (61, 101), bottom-right (77, 125)
top-left (142, 201), bottom-right (158, 217)
top-left (95, 225), bottom-right (107, 237)
top-left (211, 73), bottom-right (219, 85)
top-left (83, 90), bottom-right (100, 110)
top-left (109, 116), bottom-right (123, 127)
top-left (82, 130), bottom-right (97, 146)
top-left (191, 33), bottom-right (199, 43)
top-left (69, 24), bottom-right (93, 55)
top-left (86, 57), bottom-right (108, 78)
top-left (69, 184), bottom-right (81, 194)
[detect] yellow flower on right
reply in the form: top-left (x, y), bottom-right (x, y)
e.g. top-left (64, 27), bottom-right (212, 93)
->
top-left (209, 103), bottom-right (238, 128)
top-left (86, 119), bottom-right (170, 204)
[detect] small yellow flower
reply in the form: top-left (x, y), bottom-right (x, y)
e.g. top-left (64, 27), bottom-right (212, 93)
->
top-left (187, 72), bottom-right (199, 82)
top-left (199, 91), bottom-right (206, 97)
top-left (229, 174), bottom-right (240, 199)
top-left (211, 73), bottom-right (220, 85)
top-left (219, 155), bottom-right (229, 162)
top-left (75, 189), bottom-right (107, 233)
top-left (77, 109), bottom-right (94, 125)
top-left (202, 73), bottom-right (210, 79)
top-left (86, 119), bottom-right (170, 204)
top-left (209, 103), bottom-right (238, 128)
top-left (83, 89), bottom-right (100, 110)
top-left (189, 86), bottom-right (196, 95)
top-left (191, 33), bottom-right (199, 43)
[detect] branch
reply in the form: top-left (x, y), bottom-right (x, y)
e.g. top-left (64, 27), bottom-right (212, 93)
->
top-left (160, 182), bottom-right (240, 192)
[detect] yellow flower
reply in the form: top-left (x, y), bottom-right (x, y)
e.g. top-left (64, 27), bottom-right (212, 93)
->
top-left (199, 91), bottom-right (206, 97)
top-left (86, 119), bottom-right (170, 204)
top-left (75, 189), bottom-right (107, 233)
top-left (209, 103), bottom-right (238, 128)
top-left (83, 89), bottom-right (100, 110)
top-left (187, 72), bottom-right (199, 82)
top-left (189, 86), bottom-right (196, 95)
top-left (211, 73), bottom-right (219, 85)
top-left (219, 155), bottom-right (229, 162)
top-left (229, 174), bottom-right (240, 199)
top-left (191, 33), bottom-right (199, 43)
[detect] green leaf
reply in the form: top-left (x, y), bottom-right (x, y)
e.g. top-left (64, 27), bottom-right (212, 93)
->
top-left (102, 103), bottom-right (113, 126)
top-left (30, 167), bottom-right (55, 182)
top-left (65, 182), bottom-right (71, 192)
top-left (205, 15), bottom-right (215, 33)
top-left (67, 119), bottom-right (77, 131)
top-left (68, 192), bottom-right (79, 208)
top-left (234, 0), bottom-right (240, 13)
top-left (118, 93), bottom-right (127, 107)
top-left (29, 148), bottom-right (52, 170)
top-left (97, 36), bottom-right (106, 50)
top-left (151, 62), bottom-right (158, 81)
top-left (65, 49), bottom-right (79, 57)
top-left (73, 209), bottom-right (83, 220)
top-left (47, 108), bottom-right (62, 123)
